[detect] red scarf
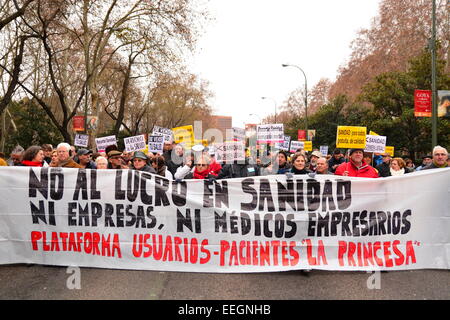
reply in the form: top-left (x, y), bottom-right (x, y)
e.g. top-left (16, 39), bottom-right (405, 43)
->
top-left (22, 160), bottom-right (43, 167)
top-left (193, 167), bottom-right (210, 179)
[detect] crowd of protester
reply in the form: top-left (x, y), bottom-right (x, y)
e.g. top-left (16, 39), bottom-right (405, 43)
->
top-left (0, 141), bottom-right (448, 180)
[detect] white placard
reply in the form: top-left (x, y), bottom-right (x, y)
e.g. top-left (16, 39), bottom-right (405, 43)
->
top-left (320, 146), bottom-right (329, 156)
top-left (257, 124), bottom-right (284, 143)
top-left (148, 135), bottom-right (164, 154)
top-left (95, 135), bottom-right (117, 153)
top-left (276, 136), bottom-right (291, 151)
top-left (365, 135), bottom-right (387, 153)
top-left (214, 142), bottom-right (246, 163)
top-left (290, 141), bottom-right (304, 153)
top-left (232, 127), bottom-right (246, 141)
top-left (124, 135), bottom-right (146, 153)
top-left (74, 134), bottom-right (89, 148)
top-left (152, 126), bottom-right (173, 142)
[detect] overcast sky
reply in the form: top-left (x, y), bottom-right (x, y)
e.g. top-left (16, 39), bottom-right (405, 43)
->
top-left (188, 0), bottom-right (381, 128)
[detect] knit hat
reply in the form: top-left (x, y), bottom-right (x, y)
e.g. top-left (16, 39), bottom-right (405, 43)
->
top-left (349, 148), bottom-right (364, 155)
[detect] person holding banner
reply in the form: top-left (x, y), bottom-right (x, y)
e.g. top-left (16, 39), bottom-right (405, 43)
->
top-left (56, 143), bottom-right (83, 168)
top-left (385, 158), bottom-right (412, 176)
top-left (76, 149), bottom-right (96, 169)
top-left (107, 150), bottom-right (129, 169)
top-left (184, 155), bottom-right (217, 180)
top-left (335, 148), bottom-right (378, 178)
top-left (328, 149), bottom-right (345, 173)
top-left (95, 156), bottom-right (108, 169)
top-left (315, 157), bottom-right (332, 175)
top-left (422, 146), bottom-right (449, 170)
top-left (131, 151), bottom-right (156, 174)
top-left (151, 155), bottom-right (173, 180)
top-left (217, 157), bottom-right (260, 179)
top-left (18, 146), bottom-right (45, 167)
top-left (174, 152), bottom-right (195, 180)
top-left (167, 144), bottom-right (185, 176)
top-left (376, 152), bottom-right (392, 177)
top-left (288, 152), bottom-right (311, 175)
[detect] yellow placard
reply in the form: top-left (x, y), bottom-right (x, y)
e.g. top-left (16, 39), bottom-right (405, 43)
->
top-left (304, 141), bottom-right (313, 151)
top-left (336, 126), bottom-right (367, 149)
top-left (172, 125), bottom-right (194, 147)
top-left (385, 146), bottom-right (394, 157)
top-left (369, 131), bottom-right (379, 136)
top-left (194, 139), bottom-right (208, 147)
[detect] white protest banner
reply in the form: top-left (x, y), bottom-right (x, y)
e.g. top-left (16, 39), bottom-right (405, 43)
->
top-left (290, 141), bottom-right (304, 153)
top-left (320, 146), bottom-right (329, 156)
top-left (152, 126), bottom-right (173, 142)
top-left (365, 135), bottom-right (387, 153)
top-left (74, 134), bottom-right (89, 148)
top-left (124, 135), bottom-right (147, 153)
top-left (1, 168), bottom-right (450, 272)
top-left (276, 136), bottom-right (291, 151)
top-left (214, 142), bottom-right (245, 163)
top-left (95, 135), bottom-right (117, 153)
top-left (148, 135), bottom-right (164, 154)
top-left (232, 127), bottom-right (246, 141)
top-left (0, 167), bottom-right (449, 272)
top-left (257, 124), bottom-right (284, 143)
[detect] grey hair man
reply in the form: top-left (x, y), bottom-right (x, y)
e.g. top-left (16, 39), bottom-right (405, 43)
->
top-left (421, 146), bottom-right (449, 170)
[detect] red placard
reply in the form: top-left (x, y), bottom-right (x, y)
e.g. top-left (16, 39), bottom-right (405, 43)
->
top-left (414, 90), bottom-right (432, 117)
top-left (72, 116), bottom-right (85, 131)
top-left (298, 130), bottom-right (306, 141)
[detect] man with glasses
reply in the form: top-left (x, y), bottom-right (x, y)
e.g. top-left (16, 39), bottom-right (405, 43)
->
top-left (131, 151), bottom-right (156, 173)
top-left (421, 146), bottom-right (449, 170)
top-left (77, 149), bottom-right (96, 169)
top-left (376, 152), bottom-right (392, 177)
top-left (107, 150), bottom-right (129, 169)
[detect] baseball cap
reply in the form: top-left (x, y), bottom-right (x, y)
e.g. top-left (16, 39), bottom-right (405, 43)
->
top-left (77, 148), bottom-right (92, 156)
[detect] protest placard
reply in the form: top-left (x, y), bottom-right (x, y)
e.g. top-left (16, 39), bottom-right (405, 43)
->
top-left (173, 125), bottom-right (195, 148)
top-left (365, 135), bottom-right (387, 153)
top-left (257, 124), bottom-right (284, 143)
top-left (232, 127), bottom-right (246, 141)
top-left (152, 126), bottom-right (173, 142)
top-left (95, 135), bottom-right (117, 153)
top-left (148, 135), bottom-right (164, 154)
top-left (385, 146), bottom-right (395, 157)
top-left (320, 146), bottom-right (329, 156)
top-left (336, 126), bottom-right (367, 149)
top-left (276, 136), bottom-right (291, 151)
top-left (290, 141), bottom-right (304, 153)
top-left (124, 135), bottom-right (146, 153)
top-left (74, 134), bottom-right (89, 148)
top-left (303, 141), bottom-right (313, 152)
top-left (214, 142), bottom-right (245, 163)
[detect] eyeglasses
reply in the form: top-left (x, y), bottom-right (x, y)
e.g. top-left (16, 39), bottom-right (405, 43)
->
top-left (110, 156), bottom-right (121, 160)
top-left (196, 164), bottom-right (207, 167)
top-left (434, 153), bottom-right (447, 156)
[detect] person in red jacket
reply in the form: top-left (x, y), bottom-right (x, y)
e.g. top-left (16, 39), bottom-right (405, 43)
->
top-left (335, 148), bottom-right (379, 178)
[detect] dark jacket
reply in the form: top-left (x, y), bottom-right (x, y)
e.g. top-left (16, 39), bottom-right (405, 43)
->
top-left (376, 162), bottom-right (391, 177)
top-left (135, 164), bottom-right (157, 174)
top-left (328, 157), bottom-right (345, 173)
top-left (421, 162), bottom-right (449, 170)
top-left (289, 167), bottom-right (311, 175)
top-left (217, 160), bottom-right (260, 179)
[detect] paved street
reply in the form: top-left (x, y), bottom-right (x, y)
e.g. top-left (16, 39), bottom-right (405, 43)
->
top-left (0, 264), bottom-right (448, 300)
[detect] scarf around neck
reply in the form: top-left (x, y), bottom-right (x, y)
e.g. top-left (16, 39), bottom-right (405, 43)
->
top-left (193, 167), bottom-right (210, 179)
top-left (390, 167), bottom-right (405, 176)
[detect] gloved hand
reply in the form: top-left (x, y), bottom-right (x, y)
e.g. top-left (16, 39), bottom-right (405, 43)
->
top-left (308, 172), bottom-right (316, 179)
top-left (208, 176), bottom-right (217, 183)
top-left (175, 178), bottom-right (183, 183)
top-left (285, 172), bottom-right (294, 181)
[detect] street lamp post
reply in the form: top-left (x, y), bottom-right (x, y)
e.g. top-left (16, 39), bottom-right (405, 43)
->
top-left (282, 64), bottom-right (308, 132)
top-left (261, 97), bottom-right (277, 123)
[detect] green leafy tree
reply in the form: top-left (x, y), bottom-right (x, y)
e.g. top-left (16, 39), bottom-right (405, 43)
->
top-left (4, 99), bottom-right (63, 153)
